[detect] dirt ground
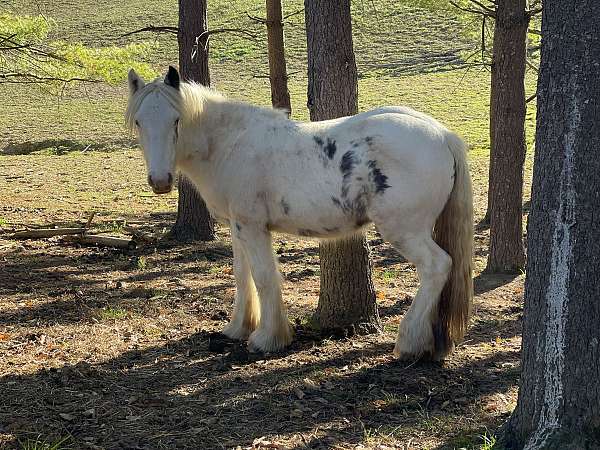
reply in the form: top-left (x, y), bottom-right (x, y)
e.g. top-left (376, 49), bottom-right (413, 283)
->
top-left (0, 149), bottom-right (524, 449)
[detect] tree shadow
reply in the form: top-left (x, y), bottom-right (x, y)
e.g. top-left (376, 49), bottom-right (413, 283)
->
top-left (1, 315), bottom-right (521, 449)
top-left (1, 138), bottom-right (136, 155)
top-left (474, 271), bottom-right (520, 295)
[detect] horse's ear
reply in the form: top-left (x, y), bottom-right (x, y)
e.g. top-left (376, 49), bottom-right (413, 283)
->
top-left (128, 69), bottom-right (145, 95)
top-left (164, 66), bottom-right (180, 90)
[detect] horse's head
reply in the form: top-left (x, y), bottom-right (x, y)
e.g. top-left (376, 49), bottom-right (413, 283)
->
top-left (127, 66), bottom-right (181, 194)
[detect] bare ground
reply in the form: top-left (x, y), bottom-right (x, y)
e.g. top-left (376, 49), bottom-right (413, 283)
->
top-left (0, 149), bottom-right (524, 449)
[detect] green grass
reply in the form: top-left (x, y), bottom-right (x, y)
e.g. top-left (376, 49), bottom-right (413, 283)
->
top-left (18, 435), bottom-right (71, 450)
top-left (100, 306), bottom-right (127, 320)
top-left (136, 255), bottom-right (148, 270)
top-left (446, 430), bottom-right (502, 450)
top-left (1, 0), bottom-right (537, 157)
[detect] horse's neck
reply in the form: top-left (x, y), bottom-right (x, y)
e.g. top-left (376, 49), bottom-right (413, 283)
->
top-left (177, 99), bottom-right (245, 165)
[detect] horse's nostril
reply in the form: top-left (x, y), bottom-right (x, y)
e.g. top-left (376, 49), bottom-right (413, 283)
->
top-left (167, 173), bottom-right (173, 185)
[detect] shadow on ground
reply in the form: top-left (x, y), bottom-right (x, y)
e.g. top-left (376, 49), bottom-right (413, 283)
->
top-left (1, 325), bottom-right (520, 449)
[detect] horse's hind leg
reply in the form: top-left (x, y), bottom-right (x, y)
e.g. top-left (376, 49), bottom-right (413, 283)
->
top-left (222, 236), bottom-right (260, 340)
top-left (235, 224), bottom-right (293, 352)
top-left (382, 231), bottom-right (451, 360)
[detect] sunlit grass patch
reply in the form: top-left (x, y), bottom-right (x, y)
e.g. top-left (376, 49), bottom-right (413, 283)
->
top-left (99, 306), bottom-right (127, 320)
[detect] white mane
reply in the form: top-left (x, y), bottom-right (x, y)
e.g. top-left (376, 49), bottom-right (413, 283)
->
top-left (125, 79), bottom-right (286, 133)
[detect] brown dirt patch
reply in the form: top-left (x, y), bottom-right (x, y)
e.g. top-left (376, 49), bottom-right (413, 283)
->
top-left (0, 150), bottom-right (523, 449)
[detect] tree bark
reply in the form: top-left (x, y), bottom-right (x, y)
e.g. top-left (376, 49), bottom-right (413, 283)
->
top-left (171, 0), bottom-right (215, 242)
top-left (305, 0), bottom-right (380, 334)
top-left (504, 1), bottom-right (600, 448)
top-left (266, 0), bottom-right (291, 114)
top-left (486, 0), bottom-right (528, 272)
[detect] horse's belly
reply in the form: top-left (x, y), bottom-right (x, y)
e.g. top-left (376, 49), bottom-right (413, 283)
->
top-left (268, 202), bottom-right (366, 238)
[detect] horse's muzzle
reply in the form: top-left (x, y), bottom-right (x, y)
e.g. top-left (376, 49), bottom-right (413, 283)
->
top-left (148, 173), bottom-right (173, 194)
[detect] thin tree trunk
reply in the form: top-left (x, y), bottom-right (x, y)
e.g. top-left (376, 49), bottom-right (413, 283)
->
top-left (266, 0), bottom-right (291, 114)
top-left (171, 0), bottom-right (215, 242)
top-left (504, 1), bottom-right (600, 448)
top-left (305, 0), bottom-right (380, 334)
top-left (486, 0), bottom-right (528, 272)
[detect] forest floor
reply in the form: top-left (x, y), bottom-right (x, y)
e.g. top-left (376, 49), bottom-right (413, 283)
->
top-left (1, 0), bottom-right (534, 448)
top-left (0, 150), bottom-right (524, 450)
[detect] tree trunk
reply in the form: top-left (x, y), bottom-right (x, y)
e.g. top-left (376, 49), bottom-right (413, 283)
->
top-left (171, 0), bottom-right (215, 242)
top-left (266, 0), bottom-right (291, 114)
top-left (305, 0), bottom-right (380, 334)
top-left (486, 0), bottom-right (528, 272)
top-left (504, 1), bottom-right (600, 448)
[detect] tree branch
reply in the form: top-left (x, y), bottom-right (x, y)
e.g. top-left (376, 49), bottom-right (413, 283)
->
top-left (195, 28), bottom-right (258, 51)
top-left (246, 12), bottom-right (267, 24)
top-left (119, 25), bottom-right (178, 39)
top-left (466, 0), bottom-right (497, 16)
top-left (450, 0), bottom-right (496, 18)
top-left (526, 92), bottom-right (537, 103)
top-left (0, 72), bottom-right (100, 84)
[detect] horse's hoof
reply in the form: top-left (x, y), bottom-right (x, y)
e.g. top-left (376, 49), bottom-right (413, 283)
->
top-left (393, 338), bottom-right (434, 361)
top-left (248, 324), bottom-right (293, 353)
top-left (222, 322), bottom-right (252, 341)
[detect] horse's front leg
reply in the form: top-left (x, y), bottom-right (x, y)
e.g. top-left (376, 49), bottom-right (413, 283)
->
top-left (234, 222), bottom-right (293, 352)
top-left (222, 234), bottom-right (260, 340)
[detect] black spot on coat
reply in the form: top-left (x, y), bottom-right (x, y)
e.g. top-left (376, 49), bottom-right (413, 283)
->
top-left (340, 151), bottom-right (357, 179)
top-left (324, 139), bottom-right (337, 159)
top-left (313, 136), bottom-right (324, 146)
top-left (367, 160), bottom-right (390, 194)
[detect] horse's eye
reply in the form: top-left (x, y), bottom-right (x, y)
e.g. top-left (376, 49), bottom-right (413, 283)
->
top-left (135, 120), bottom-right (140, 127)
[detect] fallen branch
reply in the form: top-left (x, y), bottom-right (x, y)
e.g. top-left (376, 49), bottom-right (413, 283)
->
top-left (65, 234), bottom-right (136, 249)
top-left (11, 228), bottom-right (87, 239)
top-left (123, 225), bottom-right (157, 243)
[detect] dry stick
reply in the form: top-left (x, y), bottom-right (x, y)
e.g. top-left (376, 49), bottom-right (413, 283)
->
top-left (122, 226), bottom-right (156, 243)
top-left (65, 234), bottom-right (136, 249)
top-left (11, 228), bottom-right (87, 239)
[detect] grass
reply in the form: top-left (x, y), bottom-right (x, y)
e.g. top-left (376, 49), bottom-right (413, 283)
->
top-left (136, 255), bottom-right (148, 270)
top-left (1, 0), bottom-right (537, 158)
top-left (0, 1), bottom-right (531, 449)
top-left (18, 435), bottom-right (71, 450)
top-left (100, 306), bottom-right (127, 320)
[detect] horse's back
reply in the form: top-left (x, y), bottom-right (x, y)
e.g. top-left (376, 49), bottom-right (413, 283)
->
top-left (321, 107), bottom-right (457, 230)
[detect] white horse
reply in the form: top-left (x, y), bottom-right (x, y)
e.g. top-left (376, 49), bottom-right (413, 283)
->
top-left (125, 66), bottom-right (473, 360)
